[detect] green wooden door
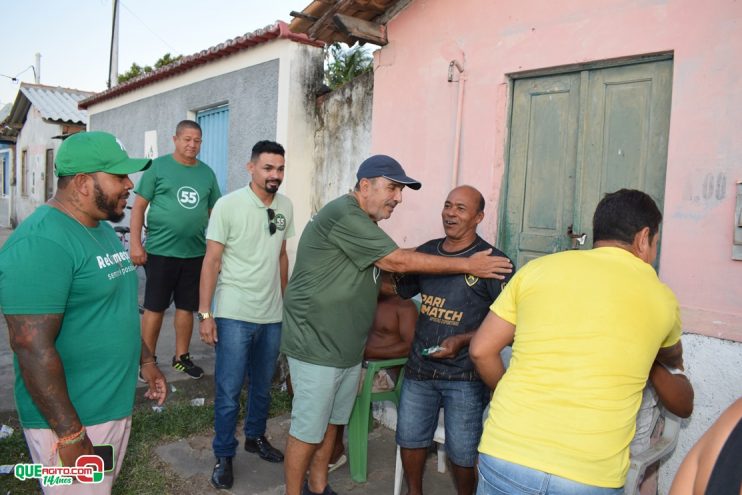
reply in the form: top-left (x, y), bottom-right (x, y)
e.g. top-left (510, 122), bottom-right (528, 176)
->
top-left (501, 60), bottom-right (673, 268)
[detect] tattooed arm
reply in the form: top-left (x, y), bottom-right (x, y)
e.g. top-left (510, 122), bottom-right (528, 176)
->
top-left (6, 313), bottom-right (94, 465)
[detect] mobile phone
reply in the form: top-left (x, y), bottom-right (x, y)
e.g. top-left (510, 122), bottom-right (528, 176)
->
top-left (93, 444), bottom-right (115, 472)
top-left (422, 345), bottom-right (445, 356)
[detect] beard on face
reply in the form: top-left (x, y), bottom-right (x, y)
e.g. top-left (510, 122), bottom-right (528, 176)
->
top-left (265, 179), bottom-right (281, 194)
top-left (93, 179), bottom-right (125, 222)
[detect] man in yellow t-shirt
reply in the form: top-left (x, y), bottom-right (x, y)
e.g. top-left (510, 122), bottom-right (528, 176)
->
top-left (470, 189), bottom-right (687, 494)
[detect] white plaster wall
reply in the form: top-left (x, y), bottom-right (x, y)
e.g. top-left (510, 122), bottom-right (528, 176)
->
top-left (88, 40), bottom-right (305, 114)
top-left (13, 109), bottom-right (61, 224)
top-left (279, 43), bottom-right (325, 270)
top-left (659, 333), bottom-right (742, 493)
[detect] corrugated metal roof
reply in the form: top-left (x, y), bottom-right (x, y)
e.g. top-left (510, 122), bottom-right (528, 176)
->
top-left (19, 83), bottom-right (94, 124)
top-left (0, 103), bottom-right (10, 121)
top-left (79, 21), bottom-right (324, 109)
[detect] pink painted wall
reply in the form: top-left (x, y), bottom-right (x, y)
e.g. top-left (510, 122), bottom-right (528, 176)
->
top-left (371, 0), bottom-right (742, 337)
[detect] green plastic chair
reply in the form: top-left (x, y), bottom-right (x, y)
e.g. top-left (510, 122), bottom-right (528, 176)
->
top-left (347, 357), bottom-right (408, 483)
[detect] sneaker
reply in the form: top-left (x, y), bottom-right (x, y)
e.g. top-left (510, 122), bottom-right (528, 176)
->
top-left (328, 453), bottom-right (347, 473)
top-left (301, 480), bottom-right (338, 495)
top-left (172, 353), bottom-right (204, 379)
top-left (138, 356), bottom-right (157, 382)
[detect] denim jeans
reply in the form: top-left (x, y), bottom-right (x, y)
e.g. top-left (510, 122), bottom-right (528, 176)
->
top-left (212, 318), bottom-right (281, 457)
top-left (396, 378), bottom-right (487, 467)
top-left (477, 454), bottom-right (624, 495)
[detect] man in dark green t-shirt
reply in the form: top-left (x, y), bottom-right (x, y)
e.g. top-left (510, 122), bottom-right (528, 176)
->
top-left (281, 155), bottom-right (513, 495)
top-left (0, 131), bottom-right (166, 492)
top-left (130, 120), bottom-right (221, 380)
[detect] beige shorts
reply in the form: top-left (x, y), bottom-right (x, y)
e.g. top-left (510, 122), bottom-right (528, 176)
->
top-left (23, 416), bottom-right (132, 494)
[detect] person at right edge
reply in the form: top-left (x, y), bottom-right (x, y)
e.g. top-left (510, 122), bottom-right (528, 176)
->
top-left (670, 396), bottom-right (742, 494)
top-left (470, 189), bottom-right (692, 494)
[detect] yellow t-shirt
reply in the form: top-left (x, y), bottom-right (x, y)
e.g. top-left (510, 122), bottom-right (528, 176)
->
top-left (479, 247), bottom-right (681, 488)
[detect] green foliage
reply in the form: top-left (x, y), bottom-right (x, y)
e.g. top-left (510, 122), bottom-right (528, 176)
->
top-left (154, 53), bottom-right (182, 69)
top-left (117, 53), bottom-right (183, 84)
top-left (324, 42), bottom-right (373, 90)
top-left (117, 62), bottom-right (151, 84)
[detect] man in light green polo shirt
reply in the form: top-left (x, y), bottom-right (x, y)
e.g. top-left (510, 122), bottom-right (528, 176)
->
top-left (198, 141), bottom-right (293, 490)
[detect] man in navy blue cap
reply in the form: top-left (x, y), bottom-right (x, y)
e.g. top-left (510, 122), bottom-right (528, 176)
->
top-left (280, 155), bottom-right (513, 495)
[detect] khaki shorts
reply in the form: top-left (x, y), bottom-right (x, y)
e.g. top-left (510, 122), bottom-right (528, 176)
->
top-left (23, 416), bottom-right (132, 494)
top-left (287, 357), bottom-right (361, 444)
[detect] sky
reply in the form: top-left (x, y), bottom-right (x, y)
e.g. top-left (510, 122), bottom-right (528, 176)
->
top-left (1, 0), bottom-right (311, 105)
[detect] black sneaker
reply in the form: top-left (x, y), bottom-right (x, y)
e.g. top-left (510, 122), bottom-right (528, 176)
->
top-left (172, 353), bottom-right (204, 379)
top-left (138, 355), bottom-right (157, 382)
top-left (301, 480), bottom-right (337, 495)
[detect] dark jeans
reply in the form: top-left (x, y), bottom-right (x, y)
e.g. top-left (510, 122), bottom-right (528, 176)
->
top-left (212, 318), bottom-right (281, 457)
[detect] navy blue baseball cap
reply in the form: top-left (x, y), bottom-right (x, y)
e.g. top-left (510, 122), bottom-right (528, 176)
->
top-left (356, 155), bottom-right (422, 190)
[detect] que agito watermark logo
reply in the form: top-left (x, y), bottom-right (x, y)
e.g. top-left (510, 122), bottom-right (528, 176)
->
top-left (14, 454), bottom-right (104, 487)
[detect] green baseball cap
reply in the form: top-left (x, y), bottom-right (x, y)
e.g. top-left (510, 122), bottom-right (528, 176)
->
top-left (55, 131), bottom-right (152, 177)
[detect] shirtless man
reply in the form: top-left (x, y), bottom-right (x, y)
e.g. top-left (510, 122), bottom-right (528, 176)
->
top-left (329, 293), bottom-right (418, 471)
top-left (365, 293), bottom-right (418, 361)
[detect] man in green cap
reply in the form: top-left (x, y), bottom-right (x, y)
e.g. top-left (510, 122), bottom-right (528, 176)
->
top-left (0, 131), bottom-right (167, 494)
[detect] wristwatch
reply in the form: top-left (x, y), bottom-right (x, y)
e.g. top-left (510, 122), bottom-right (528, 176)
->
top-left (197, 312), bottom-right (213, 322)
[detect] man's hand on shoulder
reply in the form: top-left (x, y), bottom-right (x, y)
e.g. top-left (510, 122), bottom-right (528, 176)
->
top-left (467, 249), bottom-right (512, 279)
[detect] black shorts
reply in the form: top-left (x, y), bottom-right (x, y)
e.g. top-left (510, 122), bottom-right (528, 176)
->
top-left (143, 254), bottom-right (203, 312)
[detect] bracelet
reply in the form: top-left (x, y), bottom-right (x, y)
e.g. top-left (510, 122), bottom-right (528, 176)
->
top-left (140, 360), bottom-right (157, 367)
top-left (57, 426), bottom-right (86, 449)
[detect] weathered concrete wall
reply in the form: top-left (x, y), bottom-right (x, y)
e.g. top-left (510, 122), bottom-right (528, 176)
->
top-left (89, 60), bottom-right (279, 195)
top-left (311, 70), bottom-right (374, 213)
top-left (0, 146), bottom-right (11, 227)
top-left (12, 109), bottom-right (61, 224)
top-left (279, 43), bottom-right (326, 259)
top-left (659, 334), bottom-right (742, 492)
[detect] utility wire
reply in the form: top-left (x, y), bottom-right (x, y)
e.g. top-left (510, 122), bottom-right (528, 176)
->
top-left (0, 66), bottom-right (36, 83)
top-left (119, 1), bottom-right (178, 53)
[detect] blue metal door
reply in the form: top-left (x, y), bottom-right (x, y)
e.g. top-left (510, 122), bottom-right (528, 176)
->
top-left (197, 105), bottom-right (229, 193)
